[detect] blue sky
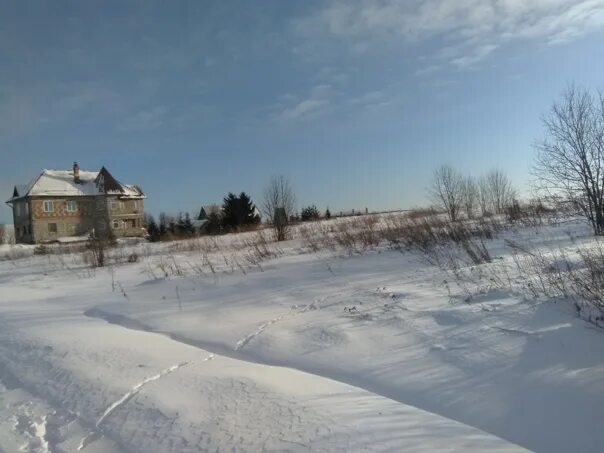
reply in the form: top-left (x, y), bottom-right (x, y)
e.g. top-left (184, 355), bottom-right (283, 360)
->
top-left (2, 0), bottom-right (604, 223)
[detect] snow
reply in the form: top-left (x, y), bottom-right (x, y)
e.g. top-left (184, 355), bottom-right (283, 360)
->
top-left (0, 220), bottom-right (602, 452)
top-left (0, 224), bottom-right (14, 245)
top-left (27, 170), bottom-right (102, 197)
top-left (8, 168), bottom-right (144, 200)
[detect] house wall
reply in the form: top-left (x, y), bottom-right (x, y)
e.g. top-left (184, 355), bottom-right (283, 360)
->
top-left (30, 197), bottom-right (96, 243)
top-left (14, 195), bottom-right (145, 243)
top-left (12, 199), bottom-right (32, 244)
top-left (108, 197), bottom-right (145, 237)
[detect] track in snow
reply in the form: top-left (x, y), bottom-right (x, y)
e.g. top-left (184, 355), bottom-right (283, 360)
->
top-left (235, 298), bottom-right (324, 351)
top-left (77, 355), bottom-right (214, 451)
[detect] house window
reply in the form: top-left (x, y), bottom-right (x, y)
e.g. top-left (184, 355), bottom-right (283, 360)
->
top-left (112, 219), bottom-right (120, 229)
top-left (48, 223), bottom-right (57, 234)
top-left (110, 200), bottom-right (118, 211)
top-left (15, 204), bottom-right (21, 216)
top-left (119, 201), bottom-right (125, 211)
top-left (43, 201), bottom-right (54, 213)
top-left (25, 203), bottom-right (29, 215)
top-left (66, 200), bottom-right (78, 212)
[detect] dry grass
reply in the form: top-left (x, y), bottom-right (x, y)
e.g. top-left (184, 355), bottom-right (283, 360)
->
top-left (299, 212), bottom-right (499, 266)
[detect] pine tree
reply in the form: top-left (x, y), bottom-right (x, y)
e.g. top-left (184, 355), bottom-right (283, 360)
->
top-left (146, 215), bottom-right (160, 242)
top-left (222, 192), bottom-right (260, 231)
top-left (222, 193), bottom-right (241, 230)
top-left (301, 205), bottom-right (320, 221)
top-left (184, 212), bottom-right (194, 235)
top-left (175, 212), bottom-right (185, 237)
top-left (205, 212), bottom-right (222, 235)
top-left (325, 208), bottom-right (331, 220)
top-left (159, 212), bottom-right (168, 238)
top-left (240, 192), bottom-right (260, 225)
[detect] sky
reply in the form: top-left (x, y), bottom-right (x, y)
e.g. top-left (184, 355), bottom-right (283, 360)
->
top-left (2, 0), bottom-right (604, 223)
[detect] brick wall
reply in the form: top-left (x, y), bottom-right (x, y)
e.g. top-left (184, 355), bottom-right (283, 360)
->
top-left (24, 196), bottom-right (145, 243)
top-left (108, 198), bottom-right (145, 237)
top-left (30, 197), bottom-right (96, 242)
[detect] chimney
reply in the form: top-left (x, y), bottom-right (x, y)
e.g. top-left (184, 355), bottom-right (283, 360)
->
top-left (73, 162), bottom-right (80, 183)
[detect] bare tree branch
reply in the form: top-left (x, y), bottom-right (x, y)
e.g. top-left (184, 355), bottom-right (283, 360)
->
top-left (429, 165), bottom-right (464, 222)
top-left (262, 175), bottom-right (296, 241)
top-left (533, 86), bottom-right (604, 235)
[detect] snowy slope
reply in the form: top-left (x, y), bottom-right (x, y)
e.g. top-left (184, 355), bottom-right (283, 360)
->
top-left (1, 221), bottom-right (602, 452)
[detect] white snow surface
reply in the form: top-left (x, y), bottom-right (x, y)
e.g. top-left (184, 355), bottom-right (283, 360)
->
top-left (0, 221), bottom-right (602, 452)
top-left (9, 169), bottom-right (143, 199)
top-left (27, 170), bottom-right (102, 197)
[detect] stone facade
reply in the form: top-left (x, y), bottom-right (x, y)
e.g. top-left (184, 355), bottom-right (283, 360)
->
top-left (107, 197), bottom-right (145, 238)
top-left (12, 196), bottom-right (145, 243)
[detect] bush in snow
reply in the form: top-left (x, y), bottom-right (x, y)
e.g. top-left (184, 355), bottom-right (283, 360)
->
top-left (301, 205), bottom-right (320, 221)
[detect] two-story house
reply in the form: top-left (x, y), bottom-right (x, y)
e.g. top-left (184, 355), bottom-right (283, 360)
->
top-left (6, 163), bottom-right (145, 244)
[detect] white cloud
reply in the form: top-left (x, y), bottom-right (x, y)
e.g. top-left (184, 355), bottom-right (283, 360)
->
top-left (348, 90), bottom-right (384, 105)
top-left (299, 0), bottom-right (604, 67)
top-left (275, 83), bottom-right (335, 122)
top-left (280, 99), bottom-right (329, 121)
top-left (451, 44), bottom-right (498, 68)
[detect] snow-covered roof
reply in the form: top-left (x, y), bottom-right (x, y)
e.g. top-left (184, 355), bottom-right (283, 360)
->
top-left (29, 169), bottom-right (102, 197)
top-left (7, 167), bottom-right (145, 203)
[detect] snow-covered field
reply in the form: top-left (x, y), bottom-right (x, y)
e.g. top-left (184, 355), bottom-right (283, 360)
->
top-left (0, 219), bottom-right (602, 452)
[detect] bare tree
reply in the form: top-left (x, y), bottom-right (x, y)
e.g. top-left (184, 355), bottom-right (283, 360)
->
top-left (461, 176), bottom-right (478, 219)
top-left (429, 165), bottom-right (464, 222)
top-left (262, 175), bottom-right (296, 241)
top-left (534, 86), bottom-right (604, 235)
top-left (486, 169), bottom-right (515, 215)
top-left (0, 225), bottom-right (4, 245)
top-left (477, 176), bottom-right (491, 216)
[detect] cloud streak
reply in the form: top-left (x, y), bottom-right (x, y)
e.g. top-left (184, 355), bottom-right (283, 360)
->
top-left (299, 0), bottom-right (604, 67)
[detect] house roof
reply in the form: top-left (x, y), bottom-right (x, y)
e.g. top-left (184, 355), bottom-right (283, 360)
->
top-left (198, 204), bottom-right (223, 220)
top-left (6, 167), bottom-right (145, 204)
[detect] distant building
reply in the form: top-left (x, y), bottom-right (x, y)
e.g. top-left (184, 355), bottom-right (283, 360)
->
top-left (6, 163), bottom-right (145, 244)
top-left (191, 204), bottom-right (223, 232)
top-left (197, 204), bottom-right (223, 221)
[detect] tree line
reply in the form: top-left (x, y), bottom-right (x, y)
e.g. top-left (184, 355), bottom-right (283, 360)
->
top-left (145, 192), bottom-right (261, 242)
top-left (142, 84), bottom-right (604, 243)
top-left (429, 166), bottom-right (516, 222)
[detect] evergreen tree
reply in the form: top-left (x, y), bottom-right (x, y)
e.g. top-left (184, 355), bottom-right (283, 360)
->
top-left (222, 193), bottom-right (241, 229)
top-left (205, 212), bottom-right (223, 235)
top-left (184, 212), bottom-right (194, 236)
top-left (301, 205), bottom-right (320, 221)
top-left (325, 208), bottom-right (331, 220)
top-left (222, 192), bottom-right (260, 230)
top-left (175, 212), bottom-right (185, 236)
top-left (239, 192), bottom-right (261, 225)
top-left (146, 215), bottom-right (160, 242)
top-left (159, 212), bottom-right (168, 238)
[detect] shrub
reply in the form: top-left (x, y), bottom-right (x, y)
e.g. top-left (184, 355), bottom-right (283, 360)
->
top-left (301, 205), bottom-right (320, 221)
